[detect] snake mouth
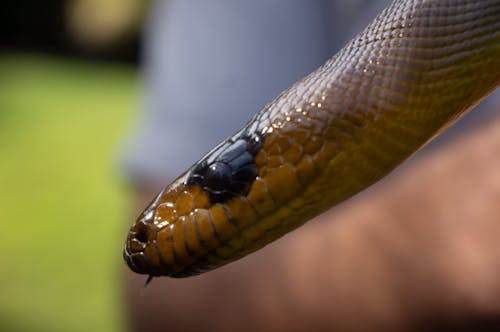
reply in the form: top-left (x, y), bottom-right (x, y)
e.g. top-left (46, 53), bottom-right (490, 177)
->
top-left (123, 247), bottom-right (148, 274)
top-left (124, 219), bottom-right (186, 276)
top-left (123, 240), bottom-right (196, 277)
top-left (123, 222), bottom-right (150, 274)
top-left (124, 189), bottom-right (167, 275)
top-left (123, 230), bottom-right (148, 274)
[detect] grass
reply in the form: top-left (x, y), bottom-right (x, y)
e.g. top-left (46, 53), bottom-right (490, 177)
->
top-left (0, 54), bottom-right (136, 332)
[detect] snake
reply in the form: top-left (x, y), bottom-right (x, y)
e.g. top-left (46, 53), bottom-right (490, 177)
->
top-left (124, 0), bottom-right (500, 278)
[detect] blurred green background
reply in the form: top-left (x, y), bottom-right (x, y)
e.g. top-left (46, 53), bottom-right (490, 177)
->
top-left (0, 55), bottom-right (136, 332)
top-left (0, 1), bottom-right (145, 330)
top-left (1, 1), bottom-right (499, 332)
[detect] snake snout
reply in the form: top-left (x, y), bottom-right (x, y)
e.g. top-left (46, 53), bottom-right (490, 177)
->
top-left (123, 221), bottom-right (152, 274)
top-left (124, 193), bottom-right (166, 271)
top-left (128, 221), bottom-right (149, 251)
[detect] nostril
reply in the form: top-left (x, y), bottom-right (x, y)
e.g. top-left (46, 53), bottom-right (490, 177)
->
top-left (135, 227), bottom-right (148, 244)
top-left (127, 222), bottom-right (151, 253)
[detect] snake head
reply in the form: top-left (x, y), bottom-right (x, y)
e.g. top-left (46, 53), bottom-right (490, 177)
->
top-left (124, 131), bottom-right (265, 277)
top-left (123, 176), bottom-right (199, 277)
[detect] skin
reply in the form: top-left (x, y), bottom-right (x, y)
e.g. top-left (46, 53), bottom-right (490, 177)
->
top-left (124, 114), bottom-right (500, 332)
top-left (123, 0), bottom-right (499, 330)
top-left (124, 0), bottom-right (499, 277)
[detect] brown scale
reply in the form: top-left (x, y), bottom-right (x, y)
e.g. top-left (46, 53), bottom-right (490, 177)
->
top-left (127, 108), bottom-right (345, 277)
top-left (124, 0), bottom-right (500, 278)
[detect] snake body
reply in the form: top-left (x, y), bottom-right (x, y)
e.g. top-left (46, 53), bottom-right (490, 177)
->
top-left (124, 0), bottom-right (500, 278)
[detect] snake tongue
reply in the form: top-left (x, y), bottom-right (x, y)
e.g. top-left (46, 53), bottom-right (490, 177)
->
top-left (145, 275), bottom-right (154, 287)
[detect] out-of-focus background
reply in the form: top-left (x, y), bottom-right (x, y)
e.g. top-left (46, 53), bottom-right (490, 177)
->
top-left (0, 1), bottom-right (147, 331)
top-left (1, 1), bottom-right (499, 332)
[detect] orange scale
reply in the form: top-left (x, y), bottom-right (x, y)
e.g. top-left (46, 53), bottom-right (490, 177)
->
top-left (186, 185), bottom-right (202, 196)
top-left (156, 227), bottom-right (176, 267)
top-left (254, 150), bottom-right (267, 167)
top-left (241, 225), bottom-right (264, 243)
top-left (261, 164), bottom-right (301, 203)
top-left (303, 135), bottom-right (324, 155)
top-left (282, 143), bottom-right (303, 165)
top-left (295, 155), bottom-right (316, 185)
top-left (292, 128), bottom-right (311, 145)
top-left (158, 185), bottom-right (183, 205)
top-left (209, 204), bottom-right (238, 242)
top-left (155, 203), bottom-right (177, 223)
top-left (258, 165), bottom-right (269, 177)
top-left (175, 190), bottom-right (195, 216)
top-left (274, 134), bottom-right (292, 152)
top-left (224, 197), bottom-right (258, 228)
top-left (194, 209), bottom-right (221, 249)
top-left (262, 132), bottom-right (278, 150)
top-left (266, 142), bottom-right (282, 156)
top-left (172, 219), bottom-right (192, 265)
top-left (183, 214), bottom-right (207, 256)
top-left (266, 155), bottom-right (285, 168)
top-left (143, 243), bottom-right (162, 269)
top-left (191, 188), bottom-right (210, 209)
top-left (313, 141), bottom-right (338, 170)
top-left (246, 178), bottom-right (276, 216)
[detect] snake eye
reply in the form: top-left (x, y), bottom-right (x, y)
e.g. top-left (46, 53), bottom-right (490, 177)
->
top-left (204, 162), bottom-right (232, 191)
top-left (187, 133), bottom-right (263, 204)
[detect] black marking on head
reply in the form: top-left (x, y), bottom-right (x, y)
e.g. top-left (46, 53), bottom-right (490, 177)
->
top-left (187, 130), bottom-right (263, 204)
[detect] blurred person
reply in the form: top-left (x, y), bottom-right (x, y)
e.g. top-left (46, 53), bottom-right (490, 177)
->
top-left (120, 1), bottom-right (500, 331)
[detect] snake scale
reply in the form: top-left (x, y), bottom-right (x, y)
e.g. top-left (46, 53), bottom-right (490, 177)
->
top-left (124, 0), bottom-right (500, 278)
